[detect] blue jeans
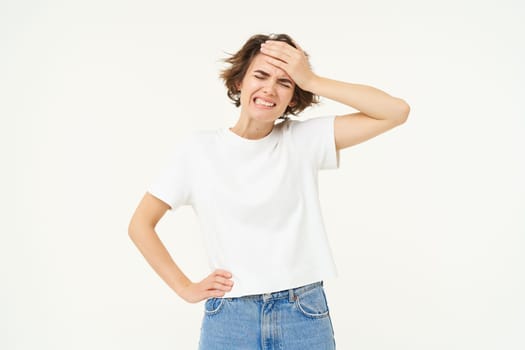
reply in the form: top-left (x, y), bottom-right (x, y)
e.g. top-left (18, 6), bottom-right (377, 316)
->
top-left (198, 281), bottom-right (336, 349)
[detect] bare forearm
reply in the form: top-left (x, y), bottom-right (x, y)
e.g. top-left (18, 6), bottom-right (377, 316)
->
top-left (128, 193), bottom-right (233, 303)
top-left (305, 75), bottom-right (409, 121)
top-left (128, 227), bottom-right (191, 297)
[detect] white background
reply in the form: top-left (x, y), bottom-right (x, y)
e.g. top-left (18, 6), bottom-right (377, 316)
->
top-left (3, 0), bottom-right (524, 349)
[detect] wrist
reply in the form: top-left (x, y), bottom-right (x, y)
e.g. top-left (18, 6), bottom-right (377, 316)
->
top-left (299, 73), bottom-right (320, 93)
top-left (173, 275), bottom-right (192, 297)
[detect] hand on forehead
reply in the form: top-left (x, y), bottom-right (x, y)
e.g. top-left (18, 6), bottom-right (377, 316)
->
top-left (251, 53), bottom-right (294, 81)
top-left (258, 37), bottom-right (312, 89)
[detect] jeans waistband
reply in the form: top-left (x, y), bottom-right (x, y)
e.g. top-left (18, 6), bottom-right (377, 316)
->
top-left (230, 281), bottom-right (323, 303)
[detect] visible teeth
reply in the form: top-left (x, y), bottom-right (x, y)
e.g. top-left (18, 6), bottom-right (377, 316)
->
top-left (255, 98), bottom-right (275, 107)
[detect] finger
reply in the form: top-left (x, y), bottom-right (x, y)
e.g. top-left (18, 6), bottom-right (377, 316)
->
top-left (206, 277), bottom-right (233, 290)
top-left (206, 273), bottom-right (233, 287)
top-left (263, 40), bottom-right (302, 58)
top-left (214, 276), bottom-right (234, 286)
top-left (261, 44), bottom-right (293, 60)
top-left (260, 45), bottom-right (289, 63)
top-left (290, 39), bottom-right (304, 52)
top-left (264, 39), bottom-right (295, 51)
top-left (263, 55), bottom-right (286, 70)
top-left (199, 280), bottom-right (225, 294)
top-left (213, 269), bottom-right (232, 278)
top-left (262, 40), bottom-right (294, 52)
top-left (209, 281), bottom-right (233, 291)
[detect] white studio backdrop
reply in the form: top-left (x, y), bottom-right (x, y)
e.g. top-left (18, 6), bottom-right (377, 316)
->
top-left (3, 0), bottom-right (524, 349)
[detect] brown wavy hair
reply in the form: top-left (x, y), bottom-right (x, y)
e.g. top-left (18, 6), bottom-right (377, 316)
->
top-left (220, 33), bottom-right (319, 118)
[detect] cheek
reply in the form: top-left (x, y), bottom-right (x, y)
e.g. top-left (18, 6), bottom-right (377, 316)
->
top-left (240, 80), bottom-right (257, 97)
top-left (283, 89), bottom-right (295, 103)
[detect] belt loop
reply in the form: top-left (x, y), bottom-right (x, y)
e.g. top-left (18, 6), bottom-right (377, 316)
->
top-left (288, 287), bottom-right (295, 302)
top-left (263, 292), bottom-right (272, 302)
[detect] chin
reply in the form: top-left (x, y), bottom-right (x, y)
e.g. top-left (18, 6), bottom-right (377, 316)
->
top-left (249, 111), bottom-right (279, 123)
top-left (254, 109), bottom-right (287, 122)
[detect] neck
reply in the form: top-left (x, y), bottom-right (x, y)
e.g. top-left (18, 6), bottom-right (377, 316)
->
top-left (229, 116), bottom-right (276, 140)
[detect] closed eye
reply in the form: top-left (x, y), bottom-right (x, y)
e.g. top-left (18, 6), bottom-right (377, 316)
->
top-left (279, 79), bottom-right (293, 88)
top-left (253, 70), bottom-right (293, 87)
top-left (254, 70), bottom-right (270, 79)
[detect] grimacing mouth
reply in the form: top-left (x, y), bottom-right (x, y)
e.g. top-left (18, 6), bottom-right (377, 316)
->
top-left (253, 97), bottom-right (276, 107)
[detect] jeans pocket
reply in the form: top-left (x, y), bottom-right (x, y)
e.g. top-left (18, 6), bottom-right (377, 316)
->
top-left (204, 297), bottom-right (226, 316)
top-left (294, 287), bottom-right (330, 319)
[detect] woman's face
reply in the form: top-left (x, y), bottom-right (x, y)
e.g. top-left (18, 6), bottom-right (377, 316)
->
top-left (237, 53), bottom-right (295, 122)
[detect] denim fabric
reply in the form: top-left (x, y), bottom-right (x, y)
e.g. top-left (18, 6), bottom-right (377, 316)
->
top-left (198, 281), bottom-right (336, 349)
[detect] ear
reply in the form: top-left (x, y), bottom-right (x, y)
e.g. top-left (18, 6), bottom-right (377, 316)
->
top-left (288, 100), bottom-right (296, 107)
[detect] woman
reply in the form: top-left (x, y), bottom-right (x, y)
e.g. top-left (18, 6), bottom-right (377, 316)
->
top-left (128, 33), bottom-right (409, 349)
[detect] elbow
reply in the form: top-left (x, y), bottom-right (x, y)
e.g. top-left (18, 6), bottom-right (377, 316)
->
top-left (128, 216), bottom-right (143, 242)
top-left (128, 215), bottom-right (157, 243)
top-left (128, 219), bottom-right (137, 241)
top-left (390, 98), bottom-right (410, 125)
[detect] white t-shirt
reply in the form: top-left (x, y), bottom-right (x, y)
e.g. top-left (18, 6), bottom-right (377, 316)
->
top-left (148, 115), bottom-right (341, 297)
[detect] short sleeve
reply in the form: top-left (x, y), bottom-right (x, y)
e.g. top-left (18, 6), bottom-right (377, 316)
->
top-left (147, 137), bottom-right (194, 210)
top-left (290, 115), bottom-right (340, 170)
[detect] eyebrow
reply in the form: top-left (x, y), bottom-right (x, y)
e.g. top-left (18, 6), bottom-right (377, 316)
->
top-left (254, 69), bottom-right (293, 85)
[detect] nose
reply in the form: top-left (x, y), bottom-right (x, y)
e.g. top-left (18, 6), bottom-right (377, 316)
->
top-left (262, 80), bottom-right (277, 96)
